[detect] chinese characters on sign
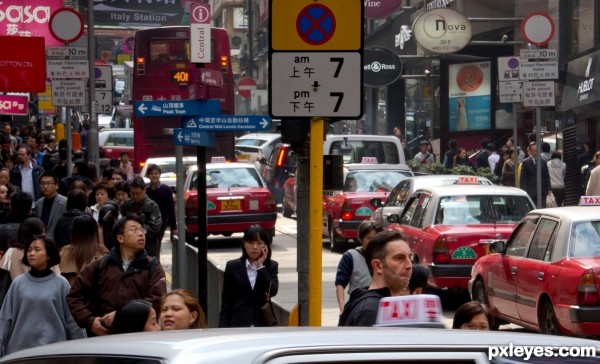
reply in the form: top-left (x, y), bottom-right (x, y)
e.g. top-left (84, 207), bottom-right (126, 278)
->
top-left (523, 81), bottom-right (555, 107)
top-left (51, 80), bottom-right (86, 106)
top-left (519, 61), bottom-right (559, 80)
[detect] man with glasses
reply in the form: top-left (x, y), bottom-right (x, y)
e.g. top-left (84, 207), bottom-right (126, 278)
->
top-left (34, 172), bottom-right (67, 240)
top-left (121, 176), bottom-right (162, 259)
top-left (67, 213), bottom-right (166, 336)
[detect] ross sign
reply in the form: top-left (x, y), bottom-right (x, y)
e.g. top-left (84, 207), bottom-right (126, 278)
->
top-left (46, 47), bottom-right (88, 59)
top-left (183, 115), bottom-right (271, 131)
top-left (498, 81), bottom-right (524, 103)
top-left (173, 128), bottom-right (215, 146)
top-left (0, 0), bottom-right (65, 46)
top-left (520, 49), bottom-right (557, 60)
top-left (46, 59), bottom-right (90, 79)
top-left (95, 65), bottom-right (113, 91)
top-left (190, 3), bottom-right (211, 63)
top-left (364, 0), bottom-right (402, 19)
top-left (412, 8), bottom-right (471, 54)
top-left (363, 47), bottom-right (403, 87)
top-left (519, 61), bottom-right (558, 80)
top-left (270, 52), bottom-right (362, 118)
top-left (271, 0), bottom-right (362, 51)
top-left (523, 81), bottom-right (555, 107)
top-left (51, 80), bottom-right (86, 106)
top-left (497, 56), bottom-right (520, 81)
top-left (134, 99), bottom-right (220, 117)
top-left (0, 95), bottom-right (28, 115)
top-left (238, 77), bottom-right (257, 99)
top-left (49, 8), bottom-right (84, 43)
top-left (448, 61), bottom-right (491, 132)
top-left (561, 49), bottom-right (600, 113)
top-left (521, 12), bottom-right (555, 47)
top-left (0, 36), bottom-right (46, 92)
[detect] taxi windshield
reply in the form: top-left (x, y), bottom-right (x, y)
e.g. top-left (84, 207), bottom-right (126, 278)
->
top-left (344, 171), bottom-right (409, 193)
top-left (435, 195), bottom-right (534, 225)
top-left (330, 140), bottom-right (400, 164)
top-left (570, 221), bottom-right (600, 257)
top-left (191, 167), bottom-right (262, 190)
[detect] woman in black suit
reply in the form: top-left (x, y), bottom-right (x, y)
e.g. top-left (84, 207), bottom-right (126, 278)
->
top-left (219, 225), bottom-right (279, 327)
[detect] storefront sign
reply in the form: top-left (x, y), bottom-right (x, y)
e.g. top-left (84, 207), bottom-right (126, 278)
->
top-left (364, 0), bottom-right (402, 19)
top-left (0, 0), bottom-right (64, 46)
top-left (562, 49), bottom-right (600, 114)
top-left (448, 61), bottom-right (491, 132)
top-left (0, 95), bottom-right (28, 115)
top-left (412, 8), bottom-right (471, 54)
top-left (77, 0), bottom-right (185, 27)
top-left (0, 36), bottom-right (46, 92)
top-left (363, 47), bottom-right (402, 87)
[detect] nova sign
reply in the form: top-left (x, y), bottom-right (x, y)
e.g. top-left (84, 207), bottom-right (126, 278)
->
top-left (412, 8), bottom-right (472, 54)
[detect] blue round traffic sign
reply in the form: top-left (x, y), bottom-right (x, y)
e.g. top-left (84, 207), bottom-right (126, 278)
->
top-left (296, 4), bottom-right (336, 45)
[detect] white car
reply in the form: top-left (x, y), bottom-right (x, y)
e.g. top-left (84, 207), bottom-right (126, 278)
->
top-left (235, 132), bottom-right (281, 173)
top-left (1, 327), bottom-right (598, 364)
top-left (140, 156), bottom-right (198, 191)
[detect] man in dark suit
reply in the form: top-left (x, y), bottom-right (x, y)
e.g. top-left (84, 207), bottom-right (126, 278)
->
top-left (520, 142), bottom-right (551, 208)
top-left (476, 140), bottom-right (493, 170)
top-left (34, 172), bottom-right (67, 240)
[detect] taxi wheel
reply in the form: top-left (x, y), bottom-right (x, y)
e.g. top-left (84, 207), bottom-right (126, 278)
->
top-left (329, 221), bottom-right (342, 252)
top-left (473, 279), bottom-right (499, 330)
top-left (540, 301), bottom-right (560, 335)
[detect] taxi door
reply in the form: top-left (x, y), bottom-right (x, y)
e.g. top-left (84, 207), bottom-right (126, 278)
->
top-left (516, 218), bottom-right (560, 324)
top-left (487, 217), bottom-right (538, 316)
top-left (399, 192), bottom-right (433, 261)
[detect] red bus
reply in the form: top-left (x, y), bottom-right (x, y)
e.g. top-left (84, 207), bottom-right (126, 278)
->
top-left (131, 26), bottom-right (235, 171)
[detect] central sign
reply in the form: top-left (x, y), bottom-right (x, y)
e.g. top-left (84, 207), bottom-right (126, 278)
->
top-left (271, 0), bottom-right (361, 51)
top-left (190, 3), bottom-right (211, 63)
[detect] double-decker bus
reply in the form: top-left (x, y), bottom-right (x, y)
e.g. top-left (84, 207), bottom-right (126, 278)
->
top-left (131, 26), bottom-right (235, 171)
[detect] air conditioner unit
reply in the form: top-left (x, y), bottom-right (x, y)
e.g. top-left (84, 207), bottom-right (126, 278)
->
top-left (231, 36), bottom-right (242, 48)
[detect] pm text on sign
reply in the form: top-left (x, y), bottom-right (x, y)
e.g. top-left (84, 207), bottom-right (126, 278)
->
top-left (270, 52), bottom-right (362, 118)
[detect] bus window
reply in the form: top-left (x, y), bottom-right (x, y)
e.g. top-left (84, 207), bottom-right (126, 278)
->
top-left (150, 39), bottom-right (190, 62)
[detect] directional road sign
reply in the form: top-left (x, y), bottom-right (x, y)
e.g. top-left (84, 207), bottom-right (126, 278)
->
top-left (134, 99), bottom-right (220, 117)
top-left (173, 128), bottom-right (215, 146)
top-left (183, 115), bottom-right (271, 131)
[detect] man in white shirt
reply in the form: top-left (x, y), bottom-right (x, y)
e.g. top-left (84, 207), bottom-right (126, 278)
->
top-left (9, 145), bottom-right (44, 203)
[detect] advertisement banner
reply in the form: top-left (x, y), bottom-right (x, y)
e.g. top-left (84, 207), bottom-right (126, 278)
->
top-left (0, 36), bottom-right (46, 92)
top-left (0, 0), bottom-right (65, 46)
top-left (448, 61), bottom-right (491, 132)
top-left (78, 0), bottom-right (186, 27)
top-left (0, 95), bottom-right (28, 115)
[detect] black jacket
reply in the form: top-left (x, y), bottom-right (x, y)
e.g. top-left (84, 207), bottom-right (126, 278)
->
top-left (53, 209), bottom-right (88, 249)
top-left (338, 287), bottom-right (391, 327)
top-left (520, 157), bottom-right (551, 207)
top-left (219, 257), bottom-right (279, 327)
top-left (9, 164), bottom-right (44, 201)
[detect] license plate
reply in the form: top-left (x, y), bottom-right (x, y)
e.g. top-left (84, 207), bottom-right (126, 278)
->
top-left (221, 199), bottom-right (241, 211)
top-left (238, 154), bottom-right (250, 160)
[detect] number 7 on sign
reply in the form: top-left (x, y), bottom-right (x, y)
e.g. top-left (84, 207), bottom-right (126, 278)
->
top-left (330, 57), bottom-right (344, 77)
top-left (330, 92), bottom-right (343, 112)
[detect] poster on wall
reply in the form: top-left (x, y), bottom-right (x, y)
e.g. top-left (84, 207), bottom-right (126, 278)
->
top-left (448, 61), bottom-right (491, 132)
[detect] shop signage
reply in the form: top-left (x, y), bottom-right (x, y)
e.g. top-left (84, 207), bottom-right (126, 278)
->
top-left (363, 47), bottom-right (402, 87)
top-left (448, 61), bottom-right (491, 132)
top-left (364, 0), bottom-right (402, 19)
top-left (562, 49), bottom-right (600, 113)
top-left (425, 0), bottom-right (455, 11)
top-left (412, 8), bottom-right (471, 54)
top-left (0, 0), bottom-right (64, 46)
top-left (0, 95), bottom-right (28, 115)
top-left (0, 36), bottom-right (46, 92)
top-left (77, 0), bottom-right (185, 27)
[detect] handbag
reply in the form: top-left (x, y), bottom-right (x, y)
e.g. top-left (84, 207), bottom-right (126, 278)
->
top-left (261, 281), bottom-right (277, 326)
top-left (546, 191), bottom-right (557, 208)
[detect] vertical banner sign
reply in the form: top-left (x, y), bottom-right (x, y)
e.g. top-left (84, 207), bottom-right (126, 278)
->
top-left (190, 3), bottom-right (211, 63)
top-left (448, 61), bottom-right (491, 132)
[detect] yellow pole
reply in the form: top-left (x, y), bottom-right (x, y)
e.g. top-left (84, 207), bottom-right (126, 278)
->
top-left (309, 117), bottom-right (324, 326)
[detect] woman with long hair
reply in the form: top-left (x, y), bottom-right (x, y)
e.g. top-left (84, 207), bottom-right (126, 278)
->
top-left (1, 217), bottom-right (53, 280)
top-left (59, 215), bottom-right (108, 285)
top-left (453, 148), bottom-right (475, 170)
top-left (112, 300), bottom-right (160, 334)
top-left (219, 225), bottom-right (279, 327)
top-left (160, 289), bottom-right (206, 330)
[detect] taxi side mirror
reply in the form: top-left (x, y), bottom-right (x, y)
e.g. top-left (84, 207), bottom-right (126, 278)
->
top-left (387, 214), bottom-right (400, 223)
top-left (370, 197), bottom-right (383, 207)
top-left (490, 240), bottom-right (506, 254)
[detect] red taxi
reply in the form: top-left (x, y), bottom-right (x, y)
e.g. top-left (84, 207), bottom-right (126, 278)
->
top-left (183, 159), bottom-right (277, 244)
top-left (388, 183), bottom-right (534, 293)
top-left (323, 162), bottom-right (413, 251)
top-left (469, 197), bottom-right (600, 337)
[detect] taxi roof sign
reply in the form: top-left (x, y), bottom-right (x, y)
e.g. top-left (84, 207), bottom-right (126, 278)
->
top-left (457, 176), bottom-right (479, 184)
top-left (375, 294), bottom-right (445, 328)
top-left (579, 196), bottom-right (600, 206)
top-left (361, 156), bottom-right (378, 164)
top-left (211, 156), bottom-right (227, 163)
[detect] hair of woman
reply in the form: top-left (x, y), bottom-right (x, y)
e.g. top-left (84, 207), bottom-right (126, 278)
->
top-left (12, 217), bottom-right (46, 249)
top-left (68, 214), bottom-right (102, 272)
top-left (161, 289), bottom-right (207, 329)
top-left (21, 235), bottom-right (60, 268)
top-left (241, 224), bottom-right (272, 261)
top-left (112, 300), bottom-right (154, 334)
top-left (452, 301), bottom-right (491, 329)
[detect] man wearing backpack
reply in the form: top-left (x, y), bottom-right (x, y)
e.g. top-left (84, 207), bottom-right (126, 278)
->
top-left (67, 213), bottom-right (166, 336)
top-left (339, 231), bottom-right (413, 326)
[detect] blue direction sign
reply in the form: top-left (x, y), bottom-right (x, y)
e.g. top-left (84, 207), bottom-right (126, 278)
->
top-left (182, 115), bottom-right (271, 131)
top-left (134, 99), bottom-right (220, 117)
top-left (173, 129), bottom-right (215, 146)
